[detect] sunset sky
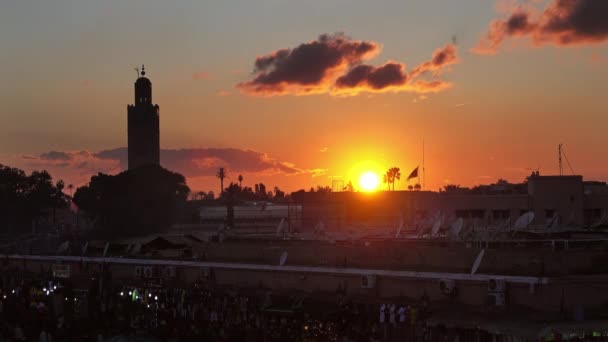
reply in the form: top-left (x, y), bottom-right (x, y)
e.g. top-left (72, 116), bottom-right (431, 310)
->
top-left (1, 0), bottom-right (607, 193)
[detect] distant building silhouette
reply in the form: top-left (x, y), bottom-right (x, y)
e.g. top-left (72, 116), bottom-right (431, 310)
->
top-left (128, 65), bottom-right (160, 170)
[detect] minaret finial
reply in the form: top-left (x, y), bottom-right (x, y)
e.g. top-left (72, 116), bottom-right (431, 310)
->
top-left (141, 64), bottom-right (146, 76)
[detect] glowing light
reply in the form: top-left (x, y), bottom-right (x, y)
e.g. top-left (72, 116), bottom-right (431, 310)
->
top-left (359, 171), bottom-right (380, 192)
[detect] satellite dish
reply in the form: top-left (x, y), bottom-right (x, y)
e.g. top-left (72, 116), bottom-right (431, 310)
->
top-left (546, 213), bottom-right (559, 229)
top-left (514, 211), bottom-right (534, 230)
top-left (471, 248), bottom-right (485, 275)
top-left (431, 216), bottom-right (441, 237)
top-left (276, 218), bottom-right (285, 237)
top-left (279, 251), bottom-right (288, 266)
top-left (130, 243), bottom-right (141, 255)
top-left (449, 218), bottom-right (464, 239)
top-left (56, 241), bottom-right (69, 254)
top-left (102, 242), bottom-right (110, 257)
top-left (395, 216), bottom-right (404, 238)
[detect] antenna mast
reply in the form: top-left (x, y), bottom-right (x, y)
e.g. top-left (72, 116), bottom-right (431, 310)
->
top-left (558, 143), bottom-right (563, 176)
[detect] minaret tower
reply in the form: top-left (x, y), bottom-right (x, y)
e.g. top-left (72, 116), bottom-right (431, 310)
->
top-left (127, 65), bottom-right (160, 170)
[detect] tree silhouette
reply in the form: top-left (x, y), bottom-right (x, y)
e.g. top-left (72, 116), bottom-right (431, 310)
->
top-left (238, 174), bottom-right (243, 188)
top-left (0, 164), bottom-right (68, 234)
top-left (384, 167), bottom-right (401, 191)
top-left (216, 167), bottom-right (227, 195)
top-left (343, 181), bottom-right (355, 192)
top-left (73, 165), bottom-right (189, 238)
top-left (389, 167), bottom-right (401, 191)
top-left (443, 184), bottom-right (462, 193)
top-left (383, 173), bottom-right (390, 191)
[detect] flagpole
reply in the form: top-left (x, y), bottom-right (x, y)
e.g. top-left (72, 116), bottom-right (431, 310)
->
top-left (422, 138), bottom-right (425, 191)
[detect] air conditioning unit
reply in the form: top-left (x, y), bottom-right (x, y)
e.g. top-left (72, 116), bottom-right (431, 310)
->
top-left (439, 279), bottom-right (457, 295)
top-left (487, 292), bottom-right (506, 306)
top-left (488, 278), bottom-right (506, 293)
top-left (200, 267), bottom-right (211, 278)
top-left (163, 266), bottom-right (177, 279)
top-left (143, 266), bottom-right (155, 278)
top-left (135, 266), bottom-right (143, 278)
top-left (361, 275), bottom-right (376, 289)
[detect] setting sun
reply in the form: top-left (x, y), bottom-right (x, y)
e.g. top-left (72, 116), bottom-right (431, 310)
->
top-left (359, 171), bottom-right (380, 192)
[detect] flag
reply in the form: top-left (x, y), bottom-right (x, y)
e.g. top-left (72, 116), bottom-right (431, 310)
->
top-left (407, 166), bottom-right (419, 181)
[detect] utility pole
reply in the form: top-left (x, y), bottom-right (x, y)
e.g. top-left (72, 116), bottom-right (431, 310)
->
top-left (558, 144), bottom-right (563, 176)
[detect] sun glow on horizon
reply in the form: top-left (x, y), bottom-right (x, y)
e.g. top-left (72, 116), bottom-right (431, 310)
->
top-left (359, 171), bottom-right (380, 192)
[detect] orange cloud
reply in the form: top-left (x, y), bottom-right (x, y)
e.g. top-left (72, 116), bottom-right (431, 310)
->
top-left (239, 34), bottom-right (459, 97)
top-left (410, 44), bottom-right (459, 77)
top-left (474, 0), bottom-right (608, 54)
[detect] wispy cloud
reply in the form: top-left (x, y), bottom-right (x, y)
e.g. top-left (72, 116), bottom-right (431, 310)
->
top-left (474, 0), bottom-right (608, 55)
top-left (192, 71), bottom-right (210, 81)
top-left (4, 147), bottom-right (321, 186)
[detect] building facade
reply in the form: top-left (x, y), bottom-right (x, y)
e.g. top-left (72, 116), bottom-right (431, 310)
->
top-left (294, 175), bottom-right (608, 230)
top-left (127, 65), bottom-right (160, 170)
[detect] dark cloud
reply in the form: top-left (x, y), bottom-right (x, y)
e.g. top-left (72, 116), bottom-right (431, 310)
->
top-left (236, 33), bottom-right (381, 96)
top-left (9, 147), bottom-right (313, 188)
top-left (335, 63), bottom-right (408, 90)
top-left (40, 151), bottom-right (72, 161)
top-left (94, 148), bottom-right (303, 177)
top-left (238, 33), bottom-right (460, 96)
top-left (474, 0), bottom-right (608, 54)
top-left (333, 44), bottom-right (458, 95)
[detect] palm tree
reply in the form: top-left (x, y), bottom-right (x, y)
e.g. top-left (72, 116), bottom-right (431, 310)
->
top-left (389, 167), bottom-right (401, 191)
top-left (383, 172), bottom-right (390, 191)
top-left (238, 174), bottom-right (243, 188)
top-left (216, 168), bottom-right (227, 195)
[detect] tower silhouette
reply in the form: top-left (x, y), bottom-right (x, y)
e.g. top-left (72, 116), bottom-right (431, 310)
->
top-left (128, 65), bottom-right (160, 170)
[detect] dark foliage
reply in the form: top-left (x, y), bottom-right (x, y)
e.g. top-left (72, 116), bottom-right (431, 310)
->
top-left (73, 165), bottom-right (189, 238)
top-left (0, 164), bottom-right (67, 234)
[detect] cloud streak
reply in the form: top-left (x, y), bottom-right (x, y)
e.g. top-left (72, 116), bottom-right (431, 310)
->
top-left (238, 33), bottom-right (459, 96)
top-left (474, 0), bottom-right (608, 54)
top-left (6, 148), bottom-right (314, 187)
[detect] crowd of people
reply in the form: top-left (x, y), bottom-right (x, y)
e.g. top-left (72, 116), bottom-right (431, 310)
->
top-left (0, 274), bottom-right (443, 341)
top-left (2, 274), bottom-right (596, 341)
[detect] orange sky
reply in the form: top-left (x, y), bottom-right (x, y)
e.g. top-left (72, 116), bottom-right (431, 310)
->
top-left (1, 0), bottom-right (608, 193)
